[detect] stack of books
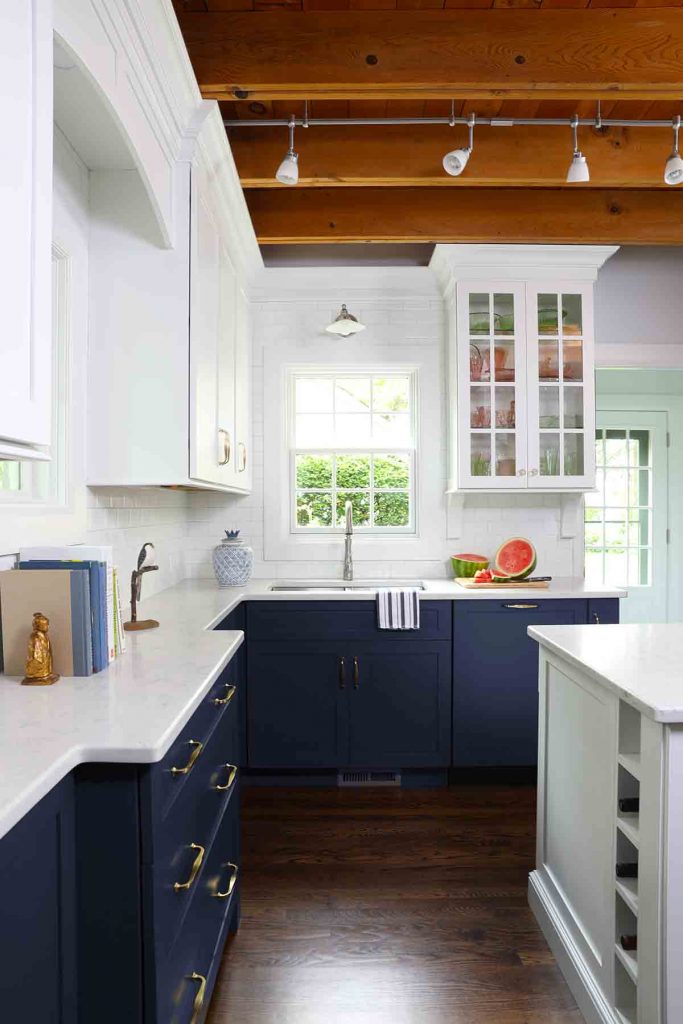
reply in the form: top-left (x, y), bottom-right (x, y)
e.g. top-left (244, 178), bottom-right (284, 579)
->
top-left (0, 546), bottom-right (127, 678)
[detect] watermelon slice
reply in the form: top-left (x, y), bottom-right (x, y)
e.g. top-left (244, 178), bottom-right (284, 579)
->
top-left (494, 538), bottom-right (537, 580)
top-left (451, 552), bottom-right (489, 578)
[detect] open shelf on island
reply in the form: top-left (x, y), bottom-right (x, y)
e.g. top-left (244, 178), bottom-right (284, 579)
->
top-left (617, 814), bottom-right (640, 849)
top-left (615, 877), bottom-right (639, 917)
top-left (615, 942), bottom-right (639, 984)
top-left (618, 752), bottom-right (642, 781)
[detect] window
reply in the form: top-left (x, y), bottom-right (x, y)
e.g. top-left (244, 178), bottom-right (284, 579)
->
top-left (291, 372), bottom-right (416, 532)
top-left (585, 428), bottom-right (653, 586)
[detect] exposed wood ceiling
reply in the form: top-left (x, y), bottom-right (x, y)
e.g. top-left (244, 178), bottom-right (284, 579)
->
top-left (174, 4), bottom-right (683, 244)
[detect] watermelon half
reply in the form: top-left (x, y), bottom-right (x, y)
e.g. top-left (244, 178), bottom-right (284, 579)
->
top-left (494, 538), bottom-right (537, 580)
top-left (451, 552), bottom-right (489, 578)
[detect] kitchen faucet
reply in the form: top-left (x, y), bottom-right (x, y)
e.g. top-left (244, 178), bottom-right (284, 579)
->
top-left (343, 499), bottom-right (353, 581)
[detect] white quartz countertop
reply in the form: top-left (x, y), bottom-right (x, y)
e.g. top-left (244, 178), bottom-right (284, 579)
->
top-left (216, 576), bottom-right (625, 606)
top-left (529, 623), bottom-right (683, 723)
top-left (0, 575), bottom-right (623, 842)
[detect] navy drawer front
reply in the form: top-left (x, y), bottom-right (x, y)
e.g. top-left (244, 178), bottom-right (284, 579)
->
top-left (143, 723), bottom-right (240, 959)
top-left (145, 662), bottom-right (238, 834)
top-left (155, 786), bottom-right (240, 1024)
top-left (247, 600), bottom-right (452, 643)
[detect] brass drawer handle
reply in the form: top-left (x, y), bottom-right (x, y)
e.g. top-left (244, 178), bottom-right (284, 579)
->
top-left (353, 656), bottom-right (360, 690)
top-left (503, 603), bottom-right (539, 610)
top-left (213, 862), bottom-right (239, 900)
top-left (238, 441), bottom-right (247, 473)
top-left (171, 740), bottom-right (203, 776)
top-left (338, 656), bottom-right (346, 690)
top-left (174, 843), bottom-right (205, 892)
top-left (218, 428), bottom-right (231, 466)
top-left (215, 764), bottom-right (238, 792)
top-left (188, 972), bottom-right (207, 1024)
top-left (213, 683), bottom-right (236, 707)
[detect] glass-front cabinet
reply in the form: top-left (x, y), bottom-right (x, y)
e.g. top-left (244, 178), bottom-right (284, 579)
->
top-left (450, 259), bottom-right (605, 491)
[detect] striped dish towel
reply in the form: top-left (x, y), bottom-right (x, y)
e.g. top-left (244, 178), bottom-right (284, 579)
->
top-left (376, 589), bottom-right (421, 630)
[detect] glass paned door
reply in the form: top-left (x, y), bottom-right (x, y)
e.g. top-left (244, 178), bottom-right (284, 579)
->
top-left (458, 284), bottom-right (526, 488)
top-left (526, 284), bottom-right (594, 489)
top-left (585, 411), bottom-right (668, 623)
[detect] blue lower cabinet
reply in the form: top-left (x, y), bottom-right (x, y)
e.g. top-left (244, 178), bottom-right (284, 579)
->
top-left (0, 776), bottom-right (77, 1022)
top-left (452, 598), bottom-right (619, 766)
top-left (247, 610), bottom-right (453, 770)
top-left (248, 644), bottom-right (348, 767)
top-left (348, 643), bottom-right (452, 767)
top-left (75, 663), bottom-right (242, 1024)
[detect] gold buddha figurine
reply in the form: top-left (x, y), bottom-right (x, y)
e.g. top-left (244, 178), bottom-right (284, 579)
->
top-left (22, 611), bottom-right (60, 686)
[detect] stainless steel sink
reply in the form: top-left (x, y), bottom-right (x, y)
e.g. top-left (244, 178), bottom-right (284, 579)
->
top-left (269, 579), bottom-right (425, 593)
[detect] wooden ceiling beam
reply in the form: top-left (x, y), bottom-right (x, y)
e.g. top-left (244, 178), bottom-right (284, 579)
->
top-left (246, 186), bottom-right (683, 243)
top-left (230, 123), bottom-right (675, 187)
top-left (179, 10), bottom-right (683, 100)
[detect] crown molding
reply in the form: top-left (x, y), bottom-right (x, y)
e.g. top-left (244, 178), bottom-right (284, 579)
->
top-left (430, 243), bottom-right (620, 294)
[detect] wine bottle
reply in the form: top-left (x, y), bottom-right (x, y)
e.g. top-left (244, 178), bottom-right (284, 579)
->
top-left (618, 797), bottom-right (640, 814)
top-left (620, 934), bottom-right (638, 952)
top-left (616, 862), bottom-right (638, 879)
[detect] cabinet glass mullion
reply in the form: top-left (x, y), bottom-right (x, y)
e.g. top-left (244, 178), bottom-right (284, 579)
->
top-left (467, 289), bottom-right (520, 482)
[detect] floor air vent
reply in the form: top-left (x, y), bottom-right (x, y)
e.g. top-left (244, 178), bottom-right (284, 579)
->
top-left (337, 770), bottom-right (401, 787)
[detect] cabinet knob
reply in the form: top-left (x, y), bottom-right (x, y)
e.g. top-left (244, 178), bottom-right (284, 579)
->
top-left (517, 468), bottom-right (526, 477)
top-left (529, 468), bottom-right (539, 476)
top-left (218, 428), bottom-right (231, 466)
top-left (188, 972), bottom-right (207, 1024)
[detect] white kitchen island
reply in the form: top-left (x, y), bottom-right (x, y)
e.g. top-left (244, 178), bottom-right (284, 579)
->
top-left (528, 623), bottom-right (683, 1024)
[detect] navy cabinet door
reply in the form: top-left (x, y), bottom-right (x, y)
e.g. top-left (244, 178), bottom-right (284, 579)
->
top-left (248, 644), bottom-right (348, 767)
top-left (0, 776), bottom-right (77, 1022)
top-left (452, 600), bottom-right (589, 767)
top-left (347, 642), bottom-right (452, 767)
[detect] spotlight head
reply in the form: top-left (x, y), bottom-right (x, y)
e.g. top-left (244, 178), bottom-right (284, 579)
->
top-left (442, 147), bottom-right (471, 177)
top-left (665, 151), bottom-right (683, 186)
top-left (276, 151), bottom-right (299, 186)
top-left (566, 151), bottom-right (590, 183)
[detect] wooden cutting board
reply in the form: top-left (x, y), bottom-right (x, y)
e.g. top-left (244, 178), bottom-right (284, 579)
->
top-left (455, 577), bottom-right (550, 590)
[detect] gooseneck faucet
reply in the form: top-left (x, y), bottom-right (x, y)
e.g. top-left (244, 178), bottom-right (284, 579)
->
top-left (343, 499), bottom-right (353, 581)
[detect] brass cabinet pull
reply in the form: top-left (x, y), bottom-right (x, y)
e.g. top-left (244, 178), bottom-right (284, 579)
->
top-left (173, 843), bottom-right (205, 892)
top-left (171, 740), bottom-right (203, 776)
top-left (213, 683), bottom-right (236, 707)
top-left (353, 656), bottom-right (360, 690)
top-left (503, 603), bottom-right (539, 610)
top-left (529, 468), bottom-right (539, 477)
top-left (338, 656), bottom-right (346, 690)
top-left (188, 972), bottom-right (207, 1024)
top-left (213, 862), bottom-right (239, 899)
top-left (593, 611), bottom-right (600, 624)
top-left (238, 441), bottom-right (247, 473)
top-left (215, 764), bottom-right (238, 792)
top-left (218, 428), bottom-right (231, 466)
top-left (517, 468), bottom-right (527, 477)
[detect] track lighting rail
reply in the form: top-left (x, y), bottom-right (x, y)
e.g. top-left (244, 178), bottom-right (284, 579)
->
top-left (224, 116), bottom-right (680, 129)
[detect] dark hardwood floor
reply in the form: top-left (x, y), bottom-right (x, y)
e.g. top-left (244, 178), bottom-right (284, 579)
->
top-left (207, 785), bottom-right (582, 1024)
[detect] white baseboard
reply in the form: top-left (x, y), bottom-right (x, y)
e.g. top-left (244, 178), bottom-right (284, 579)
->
top-left (528, 871), bottom-right (621, 1024)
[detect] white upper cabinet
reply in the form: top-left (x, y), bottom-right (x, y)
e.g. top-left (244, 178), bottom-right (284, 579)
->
top-left (0, 1), bottom-right (52, 457)
top-left (438, 245), bottom-right (618, 493)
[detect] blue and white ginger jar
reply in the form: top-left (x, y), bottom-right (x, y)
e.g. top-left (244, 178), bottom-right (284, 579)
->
top-left (212, 530), bottom-right (254, 587)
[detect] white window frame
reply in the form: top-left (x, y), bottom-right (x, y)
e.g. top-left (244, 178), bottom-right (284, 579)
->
top-left (289, 370), bottom-right (417, 535)
top-left (263, 345), bottom-right (446, 565)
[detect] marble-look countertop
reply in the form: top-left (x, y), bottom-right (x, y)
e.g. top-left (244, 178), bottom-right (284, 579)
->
top-left (529, 623), bottom-right (683, 723)
top-left (0, 575), bottom-right (623, 841)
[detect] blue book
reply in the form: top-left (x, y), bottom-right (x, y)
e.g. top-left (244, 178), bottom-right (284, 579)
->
top-left (19, 560), bottom-right (105, 673)
top-left (70, 570), bottom-right (93, 676)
